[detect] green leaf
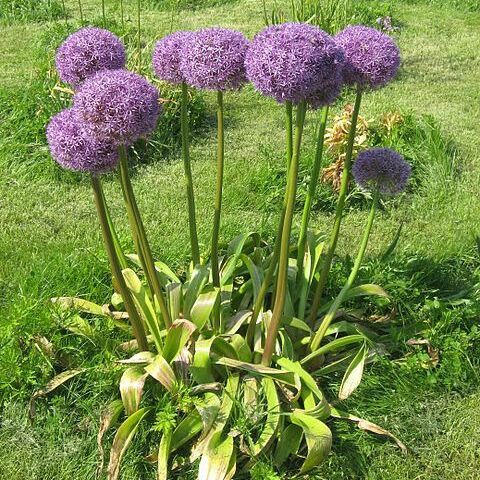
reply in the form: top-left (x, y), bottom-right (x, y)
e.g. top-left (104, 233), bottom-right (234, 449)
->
top-left (191, 338), bottom-right (216, 384)
top-left (96, 400), bottom-right (124, 478)
top-left (166, 282), bottom-right (182, 322)
top-left (157, 429), bottom-right (172, 480)
top-left (251, 378), bottom-right (280, 456)
top-left (170, 410), bottom-right (203, 452)
top-left (51, 297), bottom-right (104, 316)
top-left (229, 334), bottom-right (252, 363)
top-left (190, 288), bottom-right (220, 330)
top-left (117, 351), bottom-right (156, 365)
top-left (120, 367), bottom-right (148, 415)
top-left (122, 268), bottom-right (163, 352)
top-left (184, 265), bottom-right (210, 317)
top-left (162, 319), bottom-right (197, 364)
top-left (273, 423), bottom-right (303, 467)
top-left (338, 344), bottom-right (367, 400)
top-left (330, 407), bottom-right (408, 454)
top-left (126, 254), bottom-right (180, 285)
top-left (225, 310), bottom-right (252, 335)
top-left (289, 411), bottom-right (332, 473)
top-left (107, 407), bottom-right (153, 480)
top-left (195, 393), bottom-right (222, 443)
top-left (62, 314), bottom-right (95, 339)
top-left (29, 369), bottom-right (85, 422)
top-left (301, 335), bottom-right (365, 365)
top-left (145, 355), bottom-right (176, 392)
top-left (198, 433), bottom-right (235, 480)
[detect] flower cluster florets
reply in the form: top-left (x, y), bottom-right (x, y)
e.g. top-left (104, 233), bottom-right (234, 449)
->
top-left (353, 147), bottom-right (411, 195)
top-left (46, 108), bottom-right (119, 173)
top-left (245, 23), bottom-right (345, 105)
top-left (335, 25), bottom-right (400, 90)
top-left (55, 27), bottom-right (126, 87)
top-left (152, 31), bottom-right (195, 84)
top-left (74, 69), bottom-right (161, 145)
top-left (180, 27), bottom-right (249, 91)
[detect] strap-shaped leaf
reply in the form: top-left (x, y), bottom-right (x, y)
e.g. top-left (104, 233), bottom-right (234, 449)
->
top-left (96, 400), bottom-right (124, 477)
top-left (301, 335), bottom-right (365, 365)
top-left (229, 334), bottom-right (252, 363)
top-left (338, 344), bottom-right (367, 400)
top-left (119, 367), bottom-right (148, 415)
top-left (51, 297), bottom-right (104, 316)
top-left (170, 410), bottom-right (203, 452)
top-left (122, 268), bottom-right (163, 352)
top-left (184, 265), bottom-right (210, 317)
top-left (166, 282), bottom-right (182, 322)
top-left (195, 393), bottom-right (222, 443)
top-left (251, 378), bottom-right (280, 456)
top-left (330, 407), bottom-right (408, 454)
top-left (225, 310), bottom-right (252, 335)
top-left (191, 338), bottom-right (216, 384)
top-left (126, 253), bottom-right (180, 285)
top-left (157, 429), bottom-right (172, 480)
top-left (107, 407), bottom-right (153, 480)
top-left (29, 369), bottom-right (85, 422)
top-left (190, 288), bottom-right (220, 330)
top-left (145, 355), bottom-right (176, 392)
top-left (163, 319), bottom-right (197, 364)
top-left (273, 423), bottom-right (303, 467)
top-left (198, 432), bottom-right (235, 480)
top-left (117, 351), bottom-right (156, 365)
top-left (289, 411), bottom-right (332, 473)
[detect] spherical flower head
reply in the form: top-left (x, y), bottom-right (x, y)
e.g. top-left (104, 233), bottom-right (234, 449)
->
top-left (353, 148), bottom-right (411, 195)
top-left (335, 25), bottom-right (400, 90)
top-left (180, 27), bottom-right (249, 91)
top-left (74, 69), bottom-right (161, 144)
top-left (46, 108), bottom-right (119, 173)
top-left (306, 78), bottom-right (343, 109)
top-left (55, 27), bottom-right (126, 87)
top-left (153, 31), bottom-right (194, 84)
top-left (245, 22), bottom-right (345, 104)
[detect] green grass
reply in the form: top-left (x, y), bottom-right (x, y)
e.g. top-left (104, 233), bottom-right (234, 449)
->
top-left (0, 0), bottom-right (480, 478)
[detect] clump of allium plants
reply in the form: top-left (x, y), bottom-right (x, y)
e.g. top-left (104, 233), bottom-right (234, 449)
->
top-left (39, 19), bottom-right (410, 480)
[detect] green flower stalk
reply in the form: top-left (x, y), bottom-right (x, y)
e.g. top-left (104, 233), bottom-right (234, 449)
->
top-left (102, 0), bottom-right (106, 25)
top-left (120, 0), bottom-right (124, 30)
top-left (296, 105), bottom-right (329, 296)
top-left (309, 89), bottom-right (362, 326)
top-left (91, 174), bottom-right (149, 351)
top-left (78, 0), bottom-right (84, 23)
top-left (211, 91), bottom-right (225, 287)
top-left (118, 146), bottom-right (172, 328)
top-left (262, 101), bottom-right (307, 366)
top-left (181, 82), bottom-right (201, 266)
top-left (310, 189), bottom-right (378, 351)
top-left (137, 0), bottom-right (142, 72)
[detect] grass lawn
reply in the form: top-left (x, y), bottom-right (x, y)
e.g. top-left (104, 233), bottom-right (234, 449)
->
top-left (0, 0), bottom-right (479, 478)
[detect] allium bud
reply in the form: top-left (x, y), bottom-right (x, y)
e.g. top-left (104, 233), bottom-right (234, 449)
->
top-left (180, 27), bottom-right (249, 91)
top-left (353, 148), bottom-right (411, 195)
top-left (335, 25), bottom-right (400, 90)
top-left (152, 31), bottom-right (194, 84)
top-left (46, 108), bottom-right (119, 173)
top-left (55, 27), bottom-right (126, 87)
top-left (245, 23), bottom-right (345, 104)
top-left (74, 69), bottom-right (161, 145)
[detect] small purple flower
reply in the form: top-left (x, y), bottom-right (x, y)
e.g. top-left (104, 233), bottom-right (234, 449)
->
top-left (47, 108), bottom-right (119, 173)
top-left (152, 31), bottom-right (194, 84)
top-left (353, 148), bottom-right (411, 195)
top-left (180, 27), bottom-right (249, 91)
top-left (335, 25), bottom-right (400, 90)
top-left (245, 23), bottom-right (345, 104)
top-left (55, 27), bottom-right (126, 87)
top-left (74, 69), bottom-right (161, 144)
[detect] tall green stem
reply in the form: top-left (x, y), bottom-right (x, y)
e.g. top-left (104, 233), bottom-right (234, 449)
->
top-left (120, 0), bottom-right (124, 30)
top-left (102, 0), bottom-right (106, 25)
top-left (137, 0), bottom-right (142, 72)
top-left (78, 0), bottom-right (83, 23)
top-left (285, 101), bottom-right (293, 171)
top-left (309, 89), bottom-right (363, 327)
top-left (296, 105), bottom-right (329, 288)
top-left (90, 175), bottom-right (148, 351)
top-left (181, 83), bottom-right (200, 266)
top-left (118, 146), bottom-right (172, 328)
top-left (310, 190), bottom-right (378, 351)
top-left (211, 91), bottom-right (224, 287)
top-left (262, 102), bottom-right (307, 366)
top-left (103, 190), bottom-right (128, 270)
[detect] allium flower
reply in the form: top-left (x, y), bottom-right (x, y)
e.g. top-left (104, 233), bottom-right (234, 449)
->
top-left (306, 79), bottom-right (343, 109)
top-left (353, 148), bottom-right (411, 195)
top-left (180, 27), bottom-right (249, 91)
top-left (55, 27), bottom-right (126, 86)
top-left (152, 31), bottom-right (194, 84)
top-left (74, 69), bottom-right (160, 144)
top-left (335, 26), bottom-right (400, 90)
top-left (46, 108), bottom-right (119, 173)
top-left (245, 23), bottom-right (345, 104)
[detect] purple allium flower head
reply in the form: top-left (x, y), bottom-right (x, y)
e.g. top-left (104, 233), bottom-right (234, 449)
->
top-left (245, 23), bottom-right (345, 104)
top-left (46, 108), bottom-right (119, 173)
top-left (55, 27), bottom-right (126, 87)
top-left (74, 69), bottom-right (161, 144)
top-left (353, 148), bottom-right (411, 195)
top-left (306, 78), bottom-right (343, 109)
top-left (152, 31), bottom-right (194, 84)
top-left (180, 27), bottom-right (249, 91)
top-left (335, 25), bottom-right (400, 90)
